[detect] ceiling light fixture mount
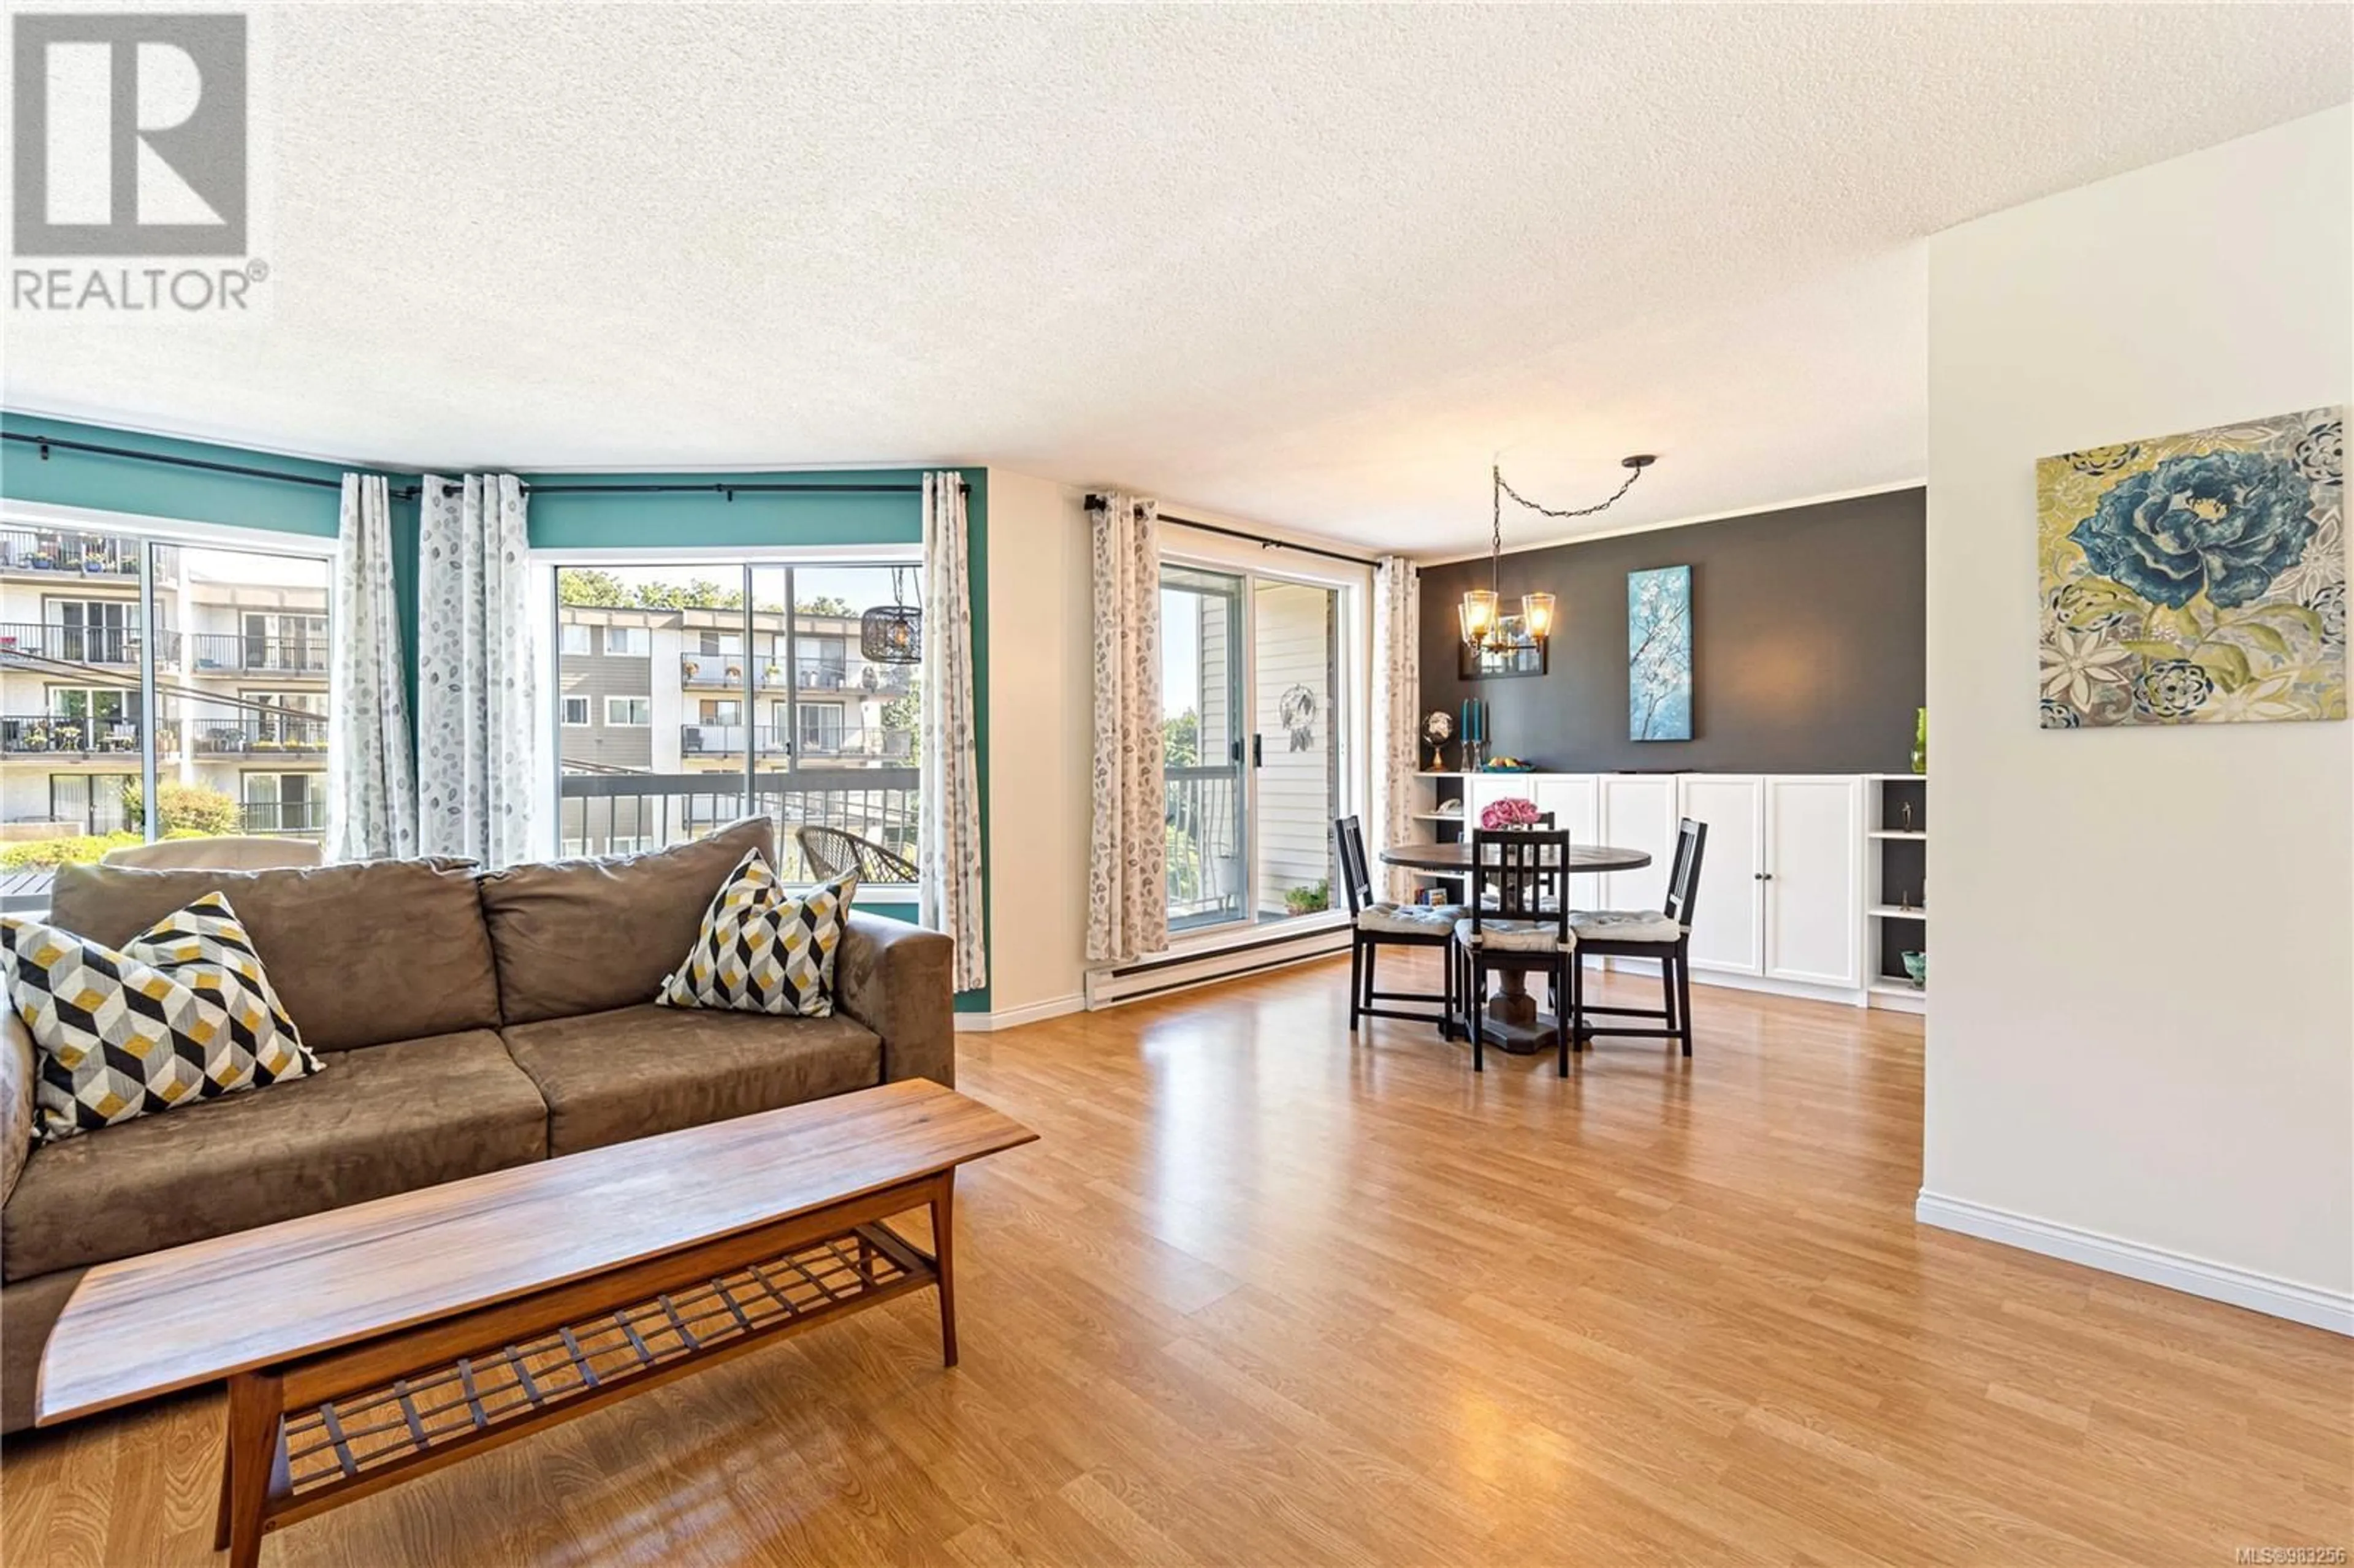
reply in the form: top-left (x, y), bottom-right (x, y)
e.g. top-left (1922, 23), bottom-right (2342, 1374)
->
top-left (1460, 454), bottom-right (1658, 651)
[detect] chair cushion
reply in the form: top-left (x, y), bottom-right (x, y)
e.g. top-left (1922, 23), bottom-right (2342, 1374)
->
top-left (500, 1003), bottom-right (882, 1158)
top-left (1453, 917), bottom-right (1573, 953)
top-left (1569, 909), bottom-right (1687, 945)
top-left (3, 893), bottom-right (321, 1144)
top-left (476, 815), bottom-right (777, 1025)
top-left (47, 857), bottom-right (500, 1052)
top-left (657, 852), bottom-right (856, 1018)
top-left (1356, 902), bottom-right (1466, 936)
top-left (1, 1030), bottom-right (546, 1281)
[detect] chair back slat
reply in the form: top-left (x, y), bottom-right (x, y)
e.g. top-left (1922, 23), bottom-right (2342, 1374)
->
top-left (1469, 827), bottom-right (1569, 941)
top-left (1662, 817), bottom-right (1709, 926)
top-left (1333, 816), bottom-right (1376, 915)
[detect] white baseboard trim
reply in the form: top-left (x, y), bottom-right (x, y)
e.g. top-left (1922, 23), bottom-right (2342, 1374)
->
top-left (1915, 1190), bottom-right (2353, 1336)
top-left (1687, 967), bottom-right (1866, 1009)
top-left (1086, 924), bottom-right (1351, 1009)
top-left (954, 994), bottom-right (1086, 1033)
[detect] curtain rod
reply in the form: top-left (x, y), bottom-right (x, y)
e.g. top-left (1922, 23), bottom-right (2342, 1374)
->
top-left (1084, 493), bottom-right (1377, 568)
top-left (2, 433), bottom-right (966, 501)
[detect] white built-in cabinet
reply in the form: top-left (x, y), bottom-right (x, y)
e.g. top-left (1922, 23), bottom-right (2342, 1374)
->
top-left (1416, 770), bottom-right (1874, 1007)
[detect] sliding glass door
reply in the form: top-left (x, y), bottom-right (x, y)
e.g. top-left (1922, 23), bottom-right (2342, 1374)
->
top-left (1159, 564), bottom-right (1346, 934)
top-left (1160, 566), bottom-right (1247, 930)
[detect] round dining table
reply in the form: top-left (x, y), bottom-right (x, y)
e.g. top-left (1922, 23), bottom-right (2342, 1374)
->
top-left (1377, 839), bottom-right (1654, 1053)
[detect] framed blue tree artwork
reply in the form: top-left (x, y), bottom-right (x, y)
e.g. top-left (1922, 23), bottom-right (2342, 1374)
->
top-left (1629, 565), bottom-right (1693, 740)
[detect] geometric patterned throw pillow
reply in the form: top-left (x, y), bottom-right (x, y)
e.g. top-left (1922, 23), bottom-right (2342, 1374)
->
top-left (0, 892), bottom-right (321, 1144)
top-left (656, 849), bottom-right (857, 1018)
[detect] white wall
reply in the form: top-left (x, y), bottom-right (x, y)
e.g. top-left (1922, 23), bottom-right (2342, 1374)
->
top-left (981, 469), bottom-right (1095, 1019)
top-left (1922, 107), bottom-right (2352, 1329)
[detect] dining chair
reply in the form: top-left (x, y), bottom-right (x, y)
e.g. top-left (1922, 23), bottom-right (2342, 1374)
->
top-left (1452, 828), bottom-right (1574, 1075)
top-left (1334, 816), bottom-right (1464, 1036)
top-left (1565, 817), bottom-right (1709, 1057)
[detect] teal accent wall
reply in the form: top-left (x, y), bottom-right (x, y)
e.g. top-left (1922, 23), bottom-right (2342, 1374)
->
top-left (0, 414), bottom-right (992, 1008)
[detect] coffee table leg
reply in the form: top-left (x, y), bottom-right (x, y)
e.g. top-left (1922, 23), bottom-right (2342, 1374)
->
top-left (931, 1170), bottom-right (958, 1369)
top-left (223, 1368), bottom-right (282, 1568)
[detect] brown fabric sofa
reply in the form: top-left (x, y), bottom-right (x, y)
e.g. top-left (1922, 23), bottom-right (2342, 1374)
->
top-left (0, 815), bottom-right (954, 1434)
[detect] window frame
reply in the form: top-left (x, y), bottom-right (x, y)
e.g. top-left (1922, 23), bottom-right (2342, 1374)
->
top-left (1, 498), bottom-right (339, 869)
top-left (560, 695), bottom-right (591, 726)
top-left (604, 625), bottom-right (650, 657)
top-left (603, 695), bottom-right (652, 728)
top-left (558, 623), bottom-right (591, 657)
top-left (536, 547), bottom-right (925, 887)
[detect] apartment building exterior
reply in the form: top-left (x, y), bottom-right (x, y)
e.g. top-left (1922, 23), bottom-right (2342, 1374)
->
top-left (0, 527), bottom-right (330, 843)
top-left (555, 598), bottom-right (919, 869)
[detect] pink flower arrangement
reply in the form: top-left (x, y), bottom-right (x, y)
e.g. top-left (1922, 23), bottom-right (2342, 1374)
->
top-left (1479, 797), bottom-right (1542, 831)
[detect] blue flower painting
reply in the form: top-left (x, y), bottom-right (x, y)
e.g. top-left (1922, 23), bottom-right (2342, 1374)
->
top-left (2038, 409), bottom-right (2345, 728)
top-left (1629, 565), bottom-right (1692, 740)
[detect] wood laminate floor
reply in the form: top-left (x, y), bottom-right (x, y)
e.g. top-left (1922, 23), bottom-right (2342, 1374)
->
top-left (4, 956), bottom-right (2348, 1566)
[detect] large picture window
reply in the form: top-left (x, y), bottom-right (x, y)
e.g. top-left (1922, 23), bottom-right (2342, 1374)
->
top-left (551, 561), bottom-right (922, 885)
top-left (1, 521), bottom-right (335, 909)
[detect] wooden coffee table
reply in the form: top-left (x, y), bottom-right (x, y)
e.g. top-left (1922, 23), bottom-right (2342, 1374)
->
top-left (36, 1078), bottom-right (1037, 1568)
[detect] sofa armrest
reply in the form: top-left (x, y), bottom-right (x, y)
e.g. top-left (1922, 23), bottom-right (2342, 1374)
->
top-left (835, 912), bottom-right (956, 1088)
top-left (2, 1010), bottom-right (32, 1211)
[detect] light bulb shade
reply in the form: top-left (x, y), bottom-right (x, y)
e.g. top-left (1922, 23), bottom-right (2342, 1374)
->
top-left (1458, 588), bottom-right (1499, 645)
top-left (1520, 592), bottom-right (1556, 641)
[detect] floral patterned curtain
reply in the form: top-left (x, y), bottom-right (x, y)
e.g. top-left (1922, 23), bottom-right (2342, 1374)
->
top-left (415, 474), bottom-right (536, 867)
top-left (1087, 494), bottom-right (1168, 965)
top-left (327, 474), bottom-right (419, 861)
top-left (920, 472), bottom-right (988, 992)
top-left (1371, 556), bottom-right (1422, 902)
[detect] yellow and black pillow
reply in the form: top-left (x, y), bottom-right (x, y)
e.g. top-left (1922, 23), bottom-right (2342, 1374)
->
top-left (657, 850), bottom-right (857, 1018)
top-left (1, 892), bottom-right (320, 1143)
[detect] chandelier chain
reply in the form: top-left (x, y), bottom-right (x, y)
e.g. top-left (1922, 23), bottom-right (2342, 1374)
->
top-left (1493, 460), bottom-right (1649, 523)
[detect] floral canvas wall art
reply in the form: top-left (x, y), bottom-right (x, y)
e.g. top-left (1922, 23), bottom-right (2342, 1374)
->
top-left (1629, 565), bottom-right (1693, 740)
top-left (2037, 408), bottom-right (2344, 728)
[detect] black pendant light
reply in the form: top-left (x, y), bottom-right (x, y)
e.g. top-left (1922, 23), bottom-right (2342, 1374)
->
top-left (860, 566), bottom-right (923, 664)
top-left (1461, 454), bottom-right (1658, 650)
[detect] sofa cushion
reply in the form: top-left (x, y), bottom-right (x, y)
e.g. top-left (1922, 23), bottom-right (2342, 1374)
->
top-left (47, 858), bottom-right (499, 1053)
top-left (658, 853), bottom-right (856, 1018)
top-left (4, 894), bottom-right (321, 1144)
top-left (1, 1030), bottom-right (545, 1282)
top-left (500, 1003), bottom-right (881, 1157)
top-left (476, 815), bottom-right (778, 1026)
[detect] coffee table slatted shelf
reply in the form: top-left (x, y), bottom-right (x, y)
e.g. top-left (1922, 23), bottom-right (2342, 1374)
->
top-left (276, 1225), bottom-right (928, 1506)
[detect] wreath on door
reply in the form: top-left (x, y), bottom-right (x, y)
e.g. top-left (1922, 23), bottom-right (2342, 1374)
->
top-left (1278, 685), bottom-right (1318, 752)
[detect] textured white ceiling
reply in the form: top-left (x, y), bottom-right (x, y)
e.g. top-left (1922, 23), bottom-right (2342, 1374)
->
top-left (6, 4), bottom-right (2347, 554)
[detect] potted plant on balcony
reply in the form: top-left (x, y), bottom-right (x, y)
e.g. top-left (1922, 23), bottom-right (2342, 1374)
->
top-left (682, 659), bottom-right (700, 680)
top-left (19, 722), bottom-right (51, 752)
top-left (725, 663), bottom-right (743, 681)
top-left (1284, 880), bottom-right (1331, 916)
top-left (764, 661), bottom-right (782, 682)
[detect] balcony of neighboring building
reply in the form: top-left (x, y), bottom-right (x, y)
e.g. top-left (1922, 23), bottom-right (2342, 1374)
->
top-left (0, 528), bottom-right (178, 585)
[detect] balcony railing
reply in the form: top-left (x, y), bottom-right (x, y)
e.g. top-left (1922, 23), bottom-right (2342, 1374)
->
top-left (188, 716), bottom-right (330, 755)
top-left (0, 714), bottom-right (154, 756)
top-left (238, 801), bottom-right (327, 835)
top-left (1167, 763), bottom-right (1246, 926)
top-left (0, 622), bottom-right (173, 666)
top-left (679, 723), bottom-right (789, 758)
top-left (558, 769), bottom-right (920, 880)
top-left (679, 655), bottom-right (786, 688)
top-left (0, 528), bottom-right (177, 583)
top-left (186, 631), bottom-right (327, 676)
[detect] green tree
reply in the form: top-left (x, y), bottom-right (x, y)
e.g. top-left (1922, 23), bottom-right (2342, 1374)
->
top-left (1162, 707), bottom-right (1200, 768)
top-left (556, 569), bottom-right (631, 607)
top-left (635, 578), bottom-right (742, 611)
top-left (796, 595), bottom-right (854, 618)
top-left (121, 780), bottom-right (242, 836)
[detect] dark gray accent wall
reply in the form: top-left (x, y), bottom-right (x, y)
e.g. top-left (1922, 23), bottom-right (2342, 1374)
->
top-left (1419, 489), bottom-right (1925, 774)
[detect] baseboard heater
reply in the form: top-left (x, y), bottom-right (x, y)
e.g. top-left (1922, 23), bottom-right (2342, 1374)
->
top-left (1084, 920), bottom-right (1351, 1008)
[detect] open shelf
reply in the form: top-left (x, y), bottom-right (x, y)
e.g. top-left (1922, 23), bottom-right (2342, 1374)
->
top-left (1868, 905), bottom-right (1927, 920)
top-left (1867, 829), bottom-right (1926, 841)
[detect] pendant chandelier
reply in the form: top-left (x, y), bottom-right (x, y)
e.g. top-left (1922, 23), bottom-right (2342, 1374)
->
top-left (1461, 454), bottom-right (1658, 650)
